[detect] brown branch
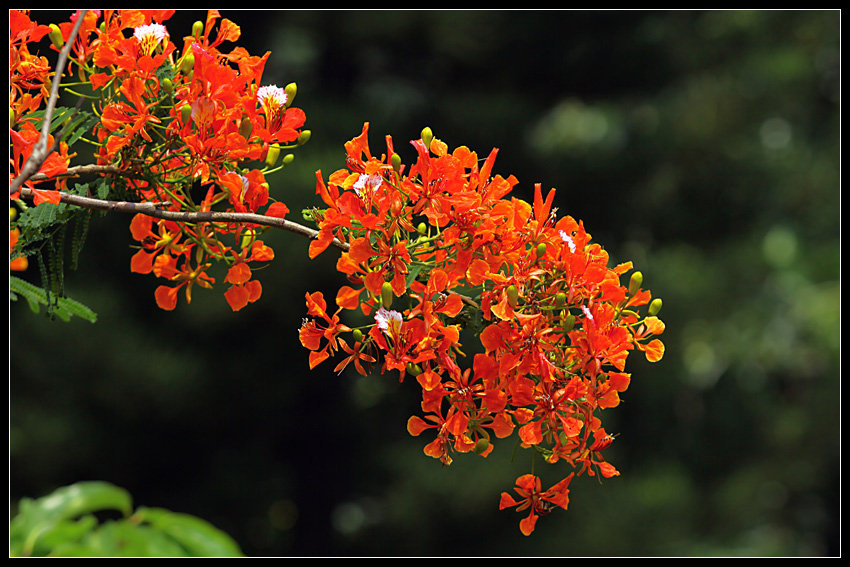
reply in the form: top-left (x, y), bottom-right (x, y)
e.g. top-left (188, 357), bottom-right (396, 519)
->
top-left (27, 163), bottom-right (124, 182)
top-left (10, 10), bottom-right (88, 196)
top-left (16, 187), bottom-right (350, 252)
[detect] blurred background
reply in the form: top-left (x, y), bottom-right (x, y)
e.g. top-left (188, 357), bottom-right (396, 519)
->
top-left (10, 10), bottom-right (840, 556)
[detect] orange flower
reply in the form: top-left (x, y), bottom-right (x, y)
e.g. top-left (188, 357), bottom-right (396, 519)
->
top-left (499, 473), bottom-right (574, 535)
top-left (152, 257), bottom-right (215, 311)
top-left (10, 229), bottom-right (29, 271)
top-left (9, 122), bottom-right (72, 199)
top-left (299, 292), bottom-right (350, 369)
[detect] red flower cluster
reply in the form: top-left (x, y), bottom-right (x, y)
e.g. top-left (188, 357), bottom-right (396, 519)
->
top-left (9, 10), bottom-right (308, 310)
top-left (9, 11), bottom-right (73, 206)
top-left (11, 9), bottom-right (667, 537)
top-left (301, 123), bottom-right (665, 534)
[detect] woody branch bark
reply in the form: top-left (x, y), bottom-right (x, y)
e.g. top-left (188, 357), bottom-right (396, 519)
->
top-left (16, 185), bottom-right (350, 252)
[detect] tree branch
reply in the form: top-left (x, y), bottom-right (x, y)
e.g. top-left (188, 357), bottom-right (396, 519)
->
top-left (16, 187), bottom-right (350, 252)
top-left (10, 10), bottom-right (88, 196)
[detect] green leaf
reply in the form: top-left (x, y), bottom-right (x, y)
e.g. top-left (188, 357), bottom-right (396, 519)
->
top-left (27, 481), bottom-right (133, 521)
top-left (35, 516), bottom-right (99, 553)
top-left (11, 483), bottom-right (244, 557)
top-left (135, 507), bottom-right (244, 557)
top-left (10, 276), bottom-right (98, 323)
top-left (70, 521), bottom-right (189, 557)
top-left (10, 482), bottom-right (132, 556)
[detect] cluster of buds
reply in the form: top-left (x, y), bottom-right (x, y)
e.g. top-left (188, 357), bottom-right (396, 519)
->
top-left (301, 123), bottom-right (665, 534)
top-left (9, 10), bottom-right (309, 310)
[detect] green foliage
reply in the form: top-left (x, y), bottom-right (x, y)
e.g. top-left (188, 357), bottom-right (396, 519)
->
top-left (11, 103), bottom-right (105, 315)
top-left (10, 482), bottom-right (243, 557)
top-left (9, 276), bottom-right (97, 323)
top-left (27, 105), bottom-right (100, 149)
top-left (11, 178), bottom-right (110, 320)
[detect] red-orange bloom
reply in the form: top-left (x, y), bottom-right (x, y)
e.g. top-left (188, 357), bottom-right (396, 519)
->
top-left (499, 473), bottom-right (574, 535)
top-left (10, 229), bottom-right (29, 271)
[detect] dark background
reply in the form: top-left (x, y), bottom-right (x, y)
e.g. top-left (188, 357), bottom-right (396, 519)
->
top-left (10, 10), bottom-right (840, 556)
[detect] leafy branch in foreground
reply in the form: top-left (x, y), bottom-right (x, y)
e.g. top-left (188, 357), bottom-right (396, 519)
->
top-left (10, 481), bottom-right (242, 557)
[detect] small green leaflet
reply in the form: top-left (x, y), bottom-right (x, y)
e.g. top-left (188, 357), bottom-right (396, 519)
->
top-left (9, 276), bottom-right (97, 323)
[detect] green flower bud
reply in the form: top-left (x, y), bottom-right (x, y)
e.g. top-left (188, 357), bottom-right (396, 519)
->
top-left (473, 437), bottom-right (490, 455)
top-left (180, 52), bottom-right (195, 75)
top-left (554, 292), bottom-right (567, 309)
top-left (381, 281), bottom-right (394, 309)
top-left (417, 222), bottom-right (427, 236)
top-left (648, 297), bottom-right (663, 316)
top-left (238, 115), bottom-right (253, 140)
top-left (506, 284), bottom-right (519, 309)
top-left (179, 104), bottom-right (192, 126)
top-left (282, 153), bottom-right (295, 166)
top-left (390, 153), bottom-right (402, 173)
top-left (562, 313), bottom-right (575, 332)
top-left (406, 362), bottom-right (422, 377)
top-left (10, 107), bottom-right (16, 128)
top-left (296, 130), bottom-right (311, 146)
top-left (420, 126), bottom-right (433, 149)
top-left (536, 242), bottom-right (547, 260)
top-left (10, 207), bottom-right (18, 222)
top-left (161, 77), bottom-right (173, 94)
top-left (352, 328), bottom-right (363, 342)
top-left (628, 271), bottom-right (643, 296)
top-left (265, 144), bottom-right (280, 168)
top-left (192, 20), bottom-right (204, 38)
top-left (48, 24), bottom-right (64, 49)
top-left (240, 228), bottom-right (255, 250)
top-left (284, 82), bottom-right (297, 106)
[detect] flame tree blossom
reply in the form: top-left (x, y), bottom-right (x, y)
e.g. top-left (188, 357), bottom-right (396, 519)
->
top-left (301, 123), bottom-right (665, 534)
top-left (9, 10), bottom-right (308, 310)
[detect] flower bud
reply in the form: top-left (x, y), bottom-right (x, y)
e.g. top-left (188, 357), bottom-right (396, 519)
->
top-left (240, 228), bottom-right (255, 250)
top-left (536, 242), bottom-right (547, 260)
top-left (180, 52), bottom-right (195, 75)
top-left (648, 297), bottom-right (662, 316)
top-left (554, 292), bottom-right (566, 308)
top-left (238, 115), bottom-right (253, 140)
top-left (192, 20), bottom-right (204, 38)
top-left (282, 153), bottom-right (295, 166)
top-left (296, 130), bottom-right (311, 146)
top-left (265, 144), bottom-right (280, 168)
top-left (421, 126), bottom-right (433, 149)
top-left (506, 284), bottom-right (519, 308)
top-left (284, 82), bottom-right (297, 106)
top-left (381, 281), bottom-right (394, 309)
top-left (390, 153), bottom-right (402, 173)
top-left (406, 362), bottom-right (422, 377)
top-left (628, 271), bottom-right (643, 296)
top-left (48, 24), bottom-right (64, 49)
top-left (417, 222), bottom-right (427, 236)
top-left (10, 207), bottom-right (18, 222)
top-left (161, 77), bottom-right (174, 94)
top-left (10, 108), bottom-right (16, 128)
top-left (562, 313), bottom-right (575, 332)
top-left (179, 104), bottom-right (192, 126)
top-left (473, 437), bottom-right (490, 455)
top-left (352, 328), bottom-right (363, 342)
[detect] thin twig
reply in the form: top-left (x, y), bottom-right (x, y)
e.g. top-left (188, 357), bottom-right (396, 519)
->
top-left (10, 10), bottom-right (87, 196)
